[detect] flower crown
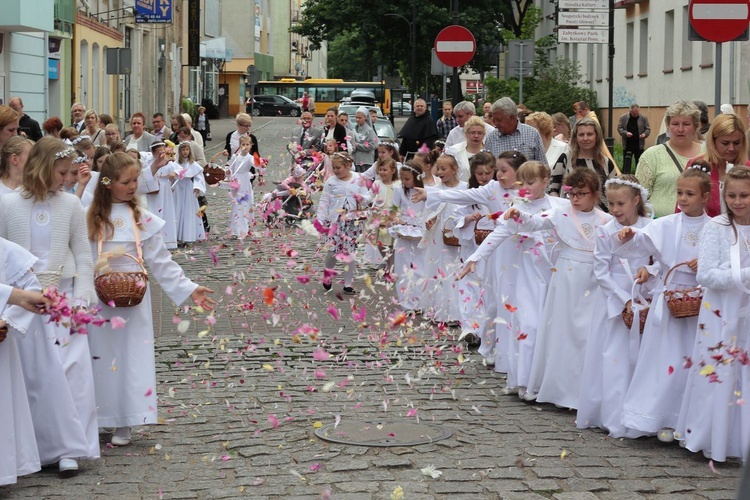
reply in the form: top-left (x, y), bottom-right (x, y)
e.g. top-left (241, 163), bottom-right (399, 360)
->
top-left (332, 152), bottom-right (353, 163)
top-left (54, 147), bottom-right (77, 159)
top-left (401, 163), bottom-right (425, 179)
top-left (150, 141), bottom-right (166, 150)
top-left (72, 154), bottom-right (88, 164)
top-left (689, 163), bottom-right (710, 174)
top-left (605, 177), bottom-right (650, 202)
top-left (178, 141), bottom-right (192, 147)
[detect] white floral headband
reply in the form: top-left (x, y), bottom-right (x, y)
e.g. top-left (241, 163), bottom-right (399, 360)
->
top-left (150, 141), bottom-right (166, 150)
top-left (54, 147), bottom-right (77, 159)
top-left (72, 154), bottom-right (88, 164)
top-left (401, 164), bottom-right (425, 179)
top-left (70, 135), bottom-right (90, 145)
top-left (689, 163), bottom-right (710, 174)
top-left (605, 177), bottom-right (650, 202)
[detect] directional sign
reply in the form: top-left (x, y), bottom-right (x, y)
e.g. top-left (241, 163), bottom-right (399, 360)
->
top-left (434, 25), bottom-right (476, 67)
top-left (558, 11), bottom-right (609, 27)
top-left (689, 0), bottom-right (750, 43)
top-left (558, 28), bottom-right (609, 44)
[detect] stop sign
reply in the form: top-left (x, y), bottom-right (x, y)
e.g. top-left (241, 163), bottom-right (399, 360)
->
top-left (434, 25), bottom-right (476, 67)
top-left (689, 0), bottom-right (750, 43)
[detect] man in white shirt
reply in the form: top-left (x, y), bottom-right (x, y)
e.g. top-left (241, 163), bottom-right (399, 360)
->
top-left (444, 101), bottom-right (495, 148)
top-left (151, 113), bottom-right (170, 141)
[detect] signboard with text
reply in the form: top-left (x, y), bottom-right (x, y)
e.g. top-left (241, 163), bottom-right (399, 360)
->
top-left (558, 28), bottom-right (609, 44)
top-left (559, 0), bottom-right (608, 8)
top-left (135, 0), bottom-right (172, 24)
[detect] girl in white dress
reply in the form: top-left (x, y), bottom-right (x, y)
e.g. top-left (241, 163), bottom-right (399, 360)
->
top-left (362, 141), bottom-right (402, 182)
top-left (223, 134), bottom-right (256, 238)
top-left (86, 152), bottom-right (216, 447)
top-left (0, 241), bottom-right (54, 485)
top-left (317, 152), bottom-right (372, 295)
top-left (173, 142), bottom-right (206, 245)
top-left (616, 166), bottom-right (712, 441)
top-left (676, 165), bottom-right (750, 461)
top-left (389, 161), bottom-right (426, 313)
top-left (576, 176), bottom-right (654, 438)
top-left (418, 151), bottom-right (523, 358)
top-left (141, 142), bottom-right (178, 249)
top-left (0, 136), bottom-right (33, 196)
top-left (0, 137), bottom-right (100, 473)
top-left (369, 158), bottom-right (399, 275)
top-left (502, 168), bottom-right (612, 408)
top-left (422, 154), bottom-right (467, 325)
top-left (460, 161), bottom-right (569, 394)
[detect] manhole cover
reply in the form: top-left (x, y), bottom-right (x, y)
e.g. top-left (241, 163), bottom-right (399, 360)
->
top-left (314, 420), bottom-right (452, 447)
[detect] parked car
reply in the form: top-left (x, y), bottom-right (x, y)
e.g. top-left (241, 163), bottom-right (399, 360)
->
top-left (392, 101), bottom-right (412, 115)
top-left (373, 119), bottom-right (399, 148)
top-left (337, 103), bottom-right (384, 118)
top-left (247, 95), bottom-right (302, 117)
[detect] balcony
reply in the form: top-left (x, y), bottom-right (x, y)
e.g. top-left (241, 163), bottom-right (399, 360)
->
top-left (0, 0), bottom-right (54, 32)
top-left (54, 0), bottom-right (75, 34)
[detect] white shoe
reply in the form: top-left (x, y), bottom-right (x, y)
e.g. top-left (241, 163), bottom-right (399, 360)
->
top-left (517, 387), bottom-right (527, 399)
top-left (111, 427), bottom-right (132, 446)
top-left (483, 356), bottom-right (495, 366)
top-left (59, 458), bottom-right (79, 474)
top-left (657, 428), bottom-right (675, 443)
top-left (521, 392), bottom-right (538, 402)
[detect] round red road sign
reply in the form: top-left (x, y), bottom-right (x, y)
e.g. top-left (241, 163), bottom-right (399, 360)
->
top-left (434, 25), bottom-right (476, 67)
top-left (689, 0), bottom-right (750, 43)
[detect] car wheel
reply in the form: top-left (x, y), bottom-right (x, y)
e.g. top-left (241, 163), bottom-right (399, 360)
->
top-left (251, 107), bottom-right (261, 117)
top-left (289, 108), bottom-right (300, 117)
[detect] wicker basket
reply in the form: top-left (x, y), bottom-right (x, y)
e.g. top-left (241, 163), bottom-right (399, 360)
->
top-left (203, 163), bottom-right (228, 186)
top-left (95, 253), bottom-right (149, 308)
top-left (442, 229), bottom-right (460, 247)
top-left (621, 301), bottom-right (650, 333)
top-left (474, 220), bottom-right (492, 245)
top-left (663, 262), bottom-right (703, 319)
top-left (0, 324), bottom-right (7, 343)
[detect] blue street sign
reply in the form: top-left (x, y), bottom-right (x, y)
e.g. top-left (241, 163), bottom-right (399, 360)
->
top-left (135, 0), bottom-right (172, 24)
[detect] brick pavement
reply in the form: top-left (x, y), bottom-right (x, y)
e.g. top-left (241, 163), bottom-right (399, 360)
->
top-left (1, 117), bottom-right (743, 500)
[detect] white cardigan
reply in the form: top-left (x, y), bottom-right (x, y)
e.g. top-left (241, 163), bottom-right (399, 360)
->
top-left (0, 191), bottom-right (96, 304)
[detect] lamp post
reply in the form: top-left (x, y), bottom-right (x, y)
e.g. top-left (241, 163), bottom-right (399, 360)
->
top-left (386, 0), bottom-right (417, 106)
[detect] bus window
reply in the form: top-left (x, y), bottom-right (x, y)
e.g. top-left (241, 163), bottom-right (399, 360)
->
top-left (256, 85), bottom-right (277, 95)
top-left (317, 87), bottom-right (335, 102)
top-left (277, 86), bottom-right (298, 100)
top-left (337, 86), bottom-right (355, 101)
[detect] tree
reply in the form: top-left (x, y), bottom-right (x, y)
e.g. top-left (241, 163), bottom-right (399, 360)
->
top-left (292, 0), bottom-right (520, 94)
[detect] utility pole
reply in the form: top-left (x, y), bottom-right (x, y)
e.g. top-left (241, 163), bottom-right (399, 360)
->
top-left (451, 0), bottom-right (461, 105)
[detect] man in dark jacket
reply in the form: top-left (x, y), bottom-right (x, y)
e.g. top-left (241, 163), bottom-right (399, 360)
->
top-left (397, 98), bottom-right (439, 158)
top-left (8, 97), bottom-right (42, 141)
top-left (617, 104), bottom-right (651, 174)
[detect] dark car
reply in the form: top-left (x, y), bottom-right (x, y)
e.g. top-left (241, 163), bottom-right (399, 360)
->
top-left (247, 95), bottom-right (302, 117)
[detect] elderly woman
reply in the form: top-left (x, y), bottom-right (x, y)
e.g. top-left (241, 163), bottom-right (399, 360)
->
top-left (0, 105), bottom-right (19, 150)
top-left (124, 112), bottom-right (155, 152)
top-left (223, 113), bottom-right (259, 157)
top-left (635, 100), bottom-right (704, 217)
top-left (526, 111), bottom-right (569, 167)
top-left (687, 113), bottom-right (749, 217)
top-left (445, 115), bottom-right (486, 182)
top-left (551, 112), bottom-right (571, 143)
top-left (83, 109), bottom-right (104, 145)
top-left (352, 106), bottom-right (378, 172)
top-left (42, 116), bottom-right (64, 138)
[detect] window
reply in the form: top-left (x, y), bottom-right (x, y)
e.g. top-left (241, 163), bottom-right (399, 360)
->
top-left (639, 18), bottom-right (648, 76)
top-left (681, 6), bottom-right (693, 70)
top-left (626, 22), bottom-right (634, 77)
top-left (664, 10), bottom-right (674, 72)
top-left (701, 41), bottom-right (713, 68)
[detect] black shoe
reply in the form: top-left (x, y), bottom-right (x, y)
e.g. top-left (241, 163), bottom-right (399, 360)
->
top-left (323, 282), bottom-right (332, 291)
top-left (343, 287), bottom-right (356, 295)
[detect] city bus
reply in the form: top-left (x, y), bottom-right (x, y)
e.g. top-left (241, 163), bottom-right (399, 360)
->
top-left (254, 78), bottom-right (390, 115)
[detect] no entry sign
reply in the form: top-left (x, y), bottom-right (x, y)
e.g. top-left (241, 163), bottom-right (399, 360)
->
top-left (434, 25), bottom-right (476, 67)
top-left (689, 0), bottom-right (750, 43)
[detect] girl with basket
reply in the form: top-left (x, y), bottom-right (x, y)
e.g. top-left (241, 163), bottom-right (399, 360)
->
top-left (317, 152), bottom-right (371, 295)
top-left (576, 176), bottom-right (654, 439)
top-left (459, 161), bottom-right (568, 395)
top-left (415, 151), bottom-right (523, 360)
top-left (173, 142), bottom-right (206, 246)
top-left (86, 152), bottom-right (215, 447)
top-left (676, 166), bottom-right (750, 461)
top-left (0, 137), bottom-right (101, 473)
top-left (389, 161), bottom-right (426, 314)
top-left (500, 169), bottom-right (611, 408)
top-left (616, 165), bottom-right (712, 442)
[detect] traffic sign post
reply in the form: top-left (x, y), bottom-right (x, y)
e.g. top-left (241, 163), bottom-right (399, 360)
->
top-left (689, 0), bottom-right (750, 115)
top-left (434, 24), bottom-right (476, 105)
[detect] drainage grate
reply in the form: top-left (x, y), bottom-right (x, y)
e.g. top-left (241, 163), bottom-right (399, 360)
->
top-left (314, 420), bottom-right (452, 447)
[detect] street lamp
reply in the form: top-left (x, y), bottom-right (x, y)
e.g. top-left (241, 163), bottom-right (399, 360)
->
top-left (385, 0), bottom-right (417, 109)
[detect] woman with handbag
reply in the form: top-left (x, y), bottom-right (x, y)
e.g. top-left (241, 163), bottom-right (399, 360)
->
top-left (86, 152), bottom-right (215, 447)
top-left (635, 101), bottom-right (704, 217)
top-left (615, 167), bottom-right (711, 442)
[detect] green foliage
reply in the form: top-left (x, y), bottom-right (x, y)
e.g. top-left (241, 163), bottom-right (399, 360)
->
top-left (484, 58), bottom-right (598, 116)
top-left (181, 98), bottom-right (196, 118)
top-left (501, 4), bottom-right (542, 42)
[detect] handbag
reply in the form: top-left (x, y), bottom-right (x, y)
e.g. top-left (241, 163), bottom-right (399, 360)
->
top-left (206, 131), bottom-right (212, 141)
top-left (94, 209), bottom-right (149, 308)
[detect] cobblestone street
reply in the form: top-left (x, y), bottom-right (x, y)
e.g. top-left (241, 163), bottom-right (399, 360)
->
top-left (1, 117), bottom-right (743, 500)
